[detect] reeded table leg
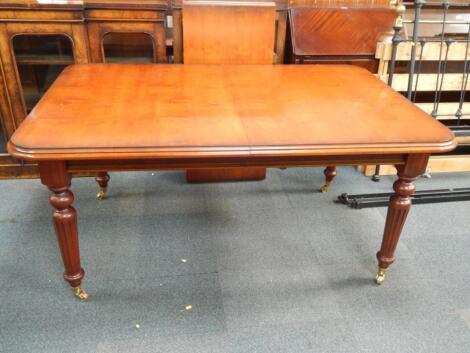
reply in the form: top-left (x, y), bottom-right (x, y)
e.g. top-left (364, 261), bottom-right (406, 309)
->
top-left (95, 172), bottom-right (110, 200)
top-left (376, 155), bottom-right (429, 284)
top-left (39, 162), bottom-right (87, 300)
top-left (320, 166), bottom-right (337, 193)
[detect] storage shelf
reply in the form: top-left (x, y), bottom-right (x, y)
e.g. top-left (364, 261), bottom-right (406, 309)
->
top-left (15, 54), bottom-right (74, 66)
top-left (105, 56), bottom-right (153, 64)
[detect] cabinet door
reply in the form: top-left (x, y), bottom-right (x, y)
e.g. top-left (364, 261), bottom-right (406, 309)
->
top-left (12, 34), bottom-right (74, 113)
top-left (87, 21), bottom-right (166, 63)
top-left (102, 32), bottom-right (155, 63)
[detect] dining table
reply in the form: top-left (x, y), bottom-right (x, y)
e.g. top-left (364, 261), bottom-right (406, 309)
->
top-left (7, 64), bottom-right (456, 300)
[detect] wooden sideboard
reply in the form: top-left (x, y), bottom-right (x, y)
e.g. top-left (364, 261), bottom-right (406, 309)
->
top-left (286, 1), bottom-right (397, 70)
top-left (0, 0), bottom-right (168, 178)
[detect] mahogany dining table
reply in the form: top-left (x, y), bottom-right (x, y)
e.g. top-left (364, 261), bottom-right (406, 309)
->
top-left (7, 64), bottom-right (456, 300)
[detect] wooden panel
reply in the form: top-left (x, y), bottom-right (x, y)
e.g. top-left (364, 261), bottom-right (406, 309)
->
top-left (274, 10), bottom-right (287, 64)
top-left (172, 0), bottom-right (287, 10)
top-left (172, 8), bottom-right (183, 63)
top-left (289, 7), bottom-right (396, 57)
top-left (0, 10), bottom-right (84, 22)
top-left (382, 73), bottom-right (470, 92)
top-left (362, 155), bottom-right (470, 176)
top-left (187, 167), bottom-right (266, 182)
top-left (416, 102), bottom-right (470, 118)
top-left (0, 1), bottom-right (83, 10)
top-left (85, 9), bottom-right (166, 20)
top-left (183, 1), bottom-right (276, 64)
top-left (87, 17), bottom-right (167, 63)
top-left (377, 42), bottom-right (470, 62)
top-left (289, 0), bottom-right (390, 7)
top-left (85, 0), bottom-right (168, 10)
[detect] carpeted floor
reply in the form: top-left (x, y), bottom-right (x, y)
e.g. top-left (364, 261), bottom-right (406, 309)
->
top-left (1, 167), bottom-right (469, 353)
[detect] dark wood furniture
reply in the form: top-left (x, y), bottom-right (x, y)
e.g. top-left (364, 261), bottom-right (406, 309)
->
top-left (0, 0), bottom-right (88, 178)
top-left (286, 2), bottom-right (397, 69)
top-left (86, 0), bottom-right (167, 64)
top-left (0, 0), bottom-right (169, 179)
top-left (8, 64), bottom-right (456, 299)
top-left (183, 0), bottom-right (276, 183)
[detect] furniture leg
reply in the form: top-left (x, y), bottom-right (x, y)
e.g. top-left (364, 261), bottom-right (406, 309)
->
top-left (376, 155), bottom-right (429, 284)
top-left (95, 172), bottom-right (110, 200)
top-left (320, 166), bottom-right (337, 193)
top-left (39, 162), bottom-right (87, 300)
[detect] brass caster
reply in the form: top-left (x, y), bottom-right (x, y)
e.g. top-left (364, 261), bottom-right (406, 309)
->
top-left (73, 286), bottom-right (89, 301)
top-left (375, 267), bottom-right (387, 285)
top-left (96, 188), bottom-right (107, 200)
top-left (320, 181), bottom-right (331, 193)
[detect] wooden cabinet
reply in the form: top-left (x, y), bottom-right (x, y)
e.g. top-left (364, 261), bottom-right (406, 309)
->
top-left (86, 0), bottom-right (167, 63)
top-left (0, 1), bottom-right (89, 177)
top-left (286, 1), bottom-right (396, 70)
top-left (0, 0), bottom-right (168, 178)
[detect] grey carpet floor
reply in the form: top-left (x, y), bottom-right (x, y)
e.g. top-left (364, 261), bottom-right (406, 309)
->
top-left (0, 167), bottom-right (469, 353)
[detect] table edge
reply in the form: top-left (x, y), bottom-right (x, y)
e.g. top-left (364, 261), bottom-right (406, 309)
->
top-left (7, 139), bottom-right (458, 162)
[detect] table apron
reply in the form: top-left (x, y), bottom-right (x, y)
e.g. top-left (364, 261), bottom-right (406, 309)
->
top-left (67, 154), bottom-right (407, 173)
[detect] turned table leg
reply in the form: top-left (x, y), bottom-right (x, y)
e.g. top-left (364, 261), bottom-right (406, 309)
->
top-left (320, 166), bottom-right (337, 193)
top-left (39, 162), bottom-right (87, 300)
top-left (376, 155), bottom-right (429, 284)
top-left (95, 172), bottom-right (110, 200)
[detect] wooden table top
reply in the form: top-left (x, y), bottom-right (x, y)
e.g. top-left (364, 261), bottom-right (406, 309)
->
top-left (8, 64), bottom-right (456, 161)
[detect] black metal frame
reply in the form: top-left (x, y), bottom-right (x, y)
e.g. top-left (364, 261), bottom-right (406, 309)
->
top-left (338, 188), bottom-right (470, 208)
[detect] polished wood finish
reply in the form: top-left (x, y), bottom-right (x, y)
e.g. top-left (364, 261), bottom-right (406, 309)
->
top-left (172, 0), bottom-right (288, 64)
top-left (287, 3), bottom-right (397, 188)
top-left (0, 1), bottom-right (88, 178)
top-left (289, 0), bottom-right (390, 6)
top-left (287, 6), bottom-right (396, 68)
top-left (9, 65), bottom-right (455, 159)
top-left (183, 1), bottom-right (276, 64)
top-left (186, 167), bottom-right (266, 182)
top-left (322, 165), bottom-right (336, 187)
top-left (0, 0), bottom-right (169, 178)
top-left (171, 5), bottom-right (183, 63)
top-left (7, 64), bottom-right (456, 295)
top-left (85, 0), bottom-right (167, 64)
top-left (377, 154), bottom-right (429, 270)
top-left (183, 1), bottom-right (275, 182)
top-left (95, 171), bottom-right (110, 199)
top-left (38, 160), bottom-right (85, 289)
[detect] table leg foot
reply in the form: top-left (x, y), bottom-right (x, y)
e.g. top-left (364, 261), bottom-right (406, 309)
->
top-left (320, 181), bottom-right (331, 193)
top-left (375, 267), bottom-right (387, 285)
top-left (95, 172), bottom-right (110, 200)
top-left (376, 155), bottom-right (429, 284)
top-left (39, 161), bottom-right (87, 299)
top-left (320, 166), bottom-right (337, 193)
top-left (73, 286), bottom-right (89, 300)
top-left (96, 188), bottom-right (107, 200)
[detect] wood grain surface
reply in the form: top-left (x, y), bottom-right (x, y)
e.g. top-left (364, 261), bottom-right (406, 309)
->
top-left (183, 1), bottom-right (276, 64)
top-left (289, 8), bottom-right (396, 56)
top-left (8, 64), bottom-right (456, 161)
